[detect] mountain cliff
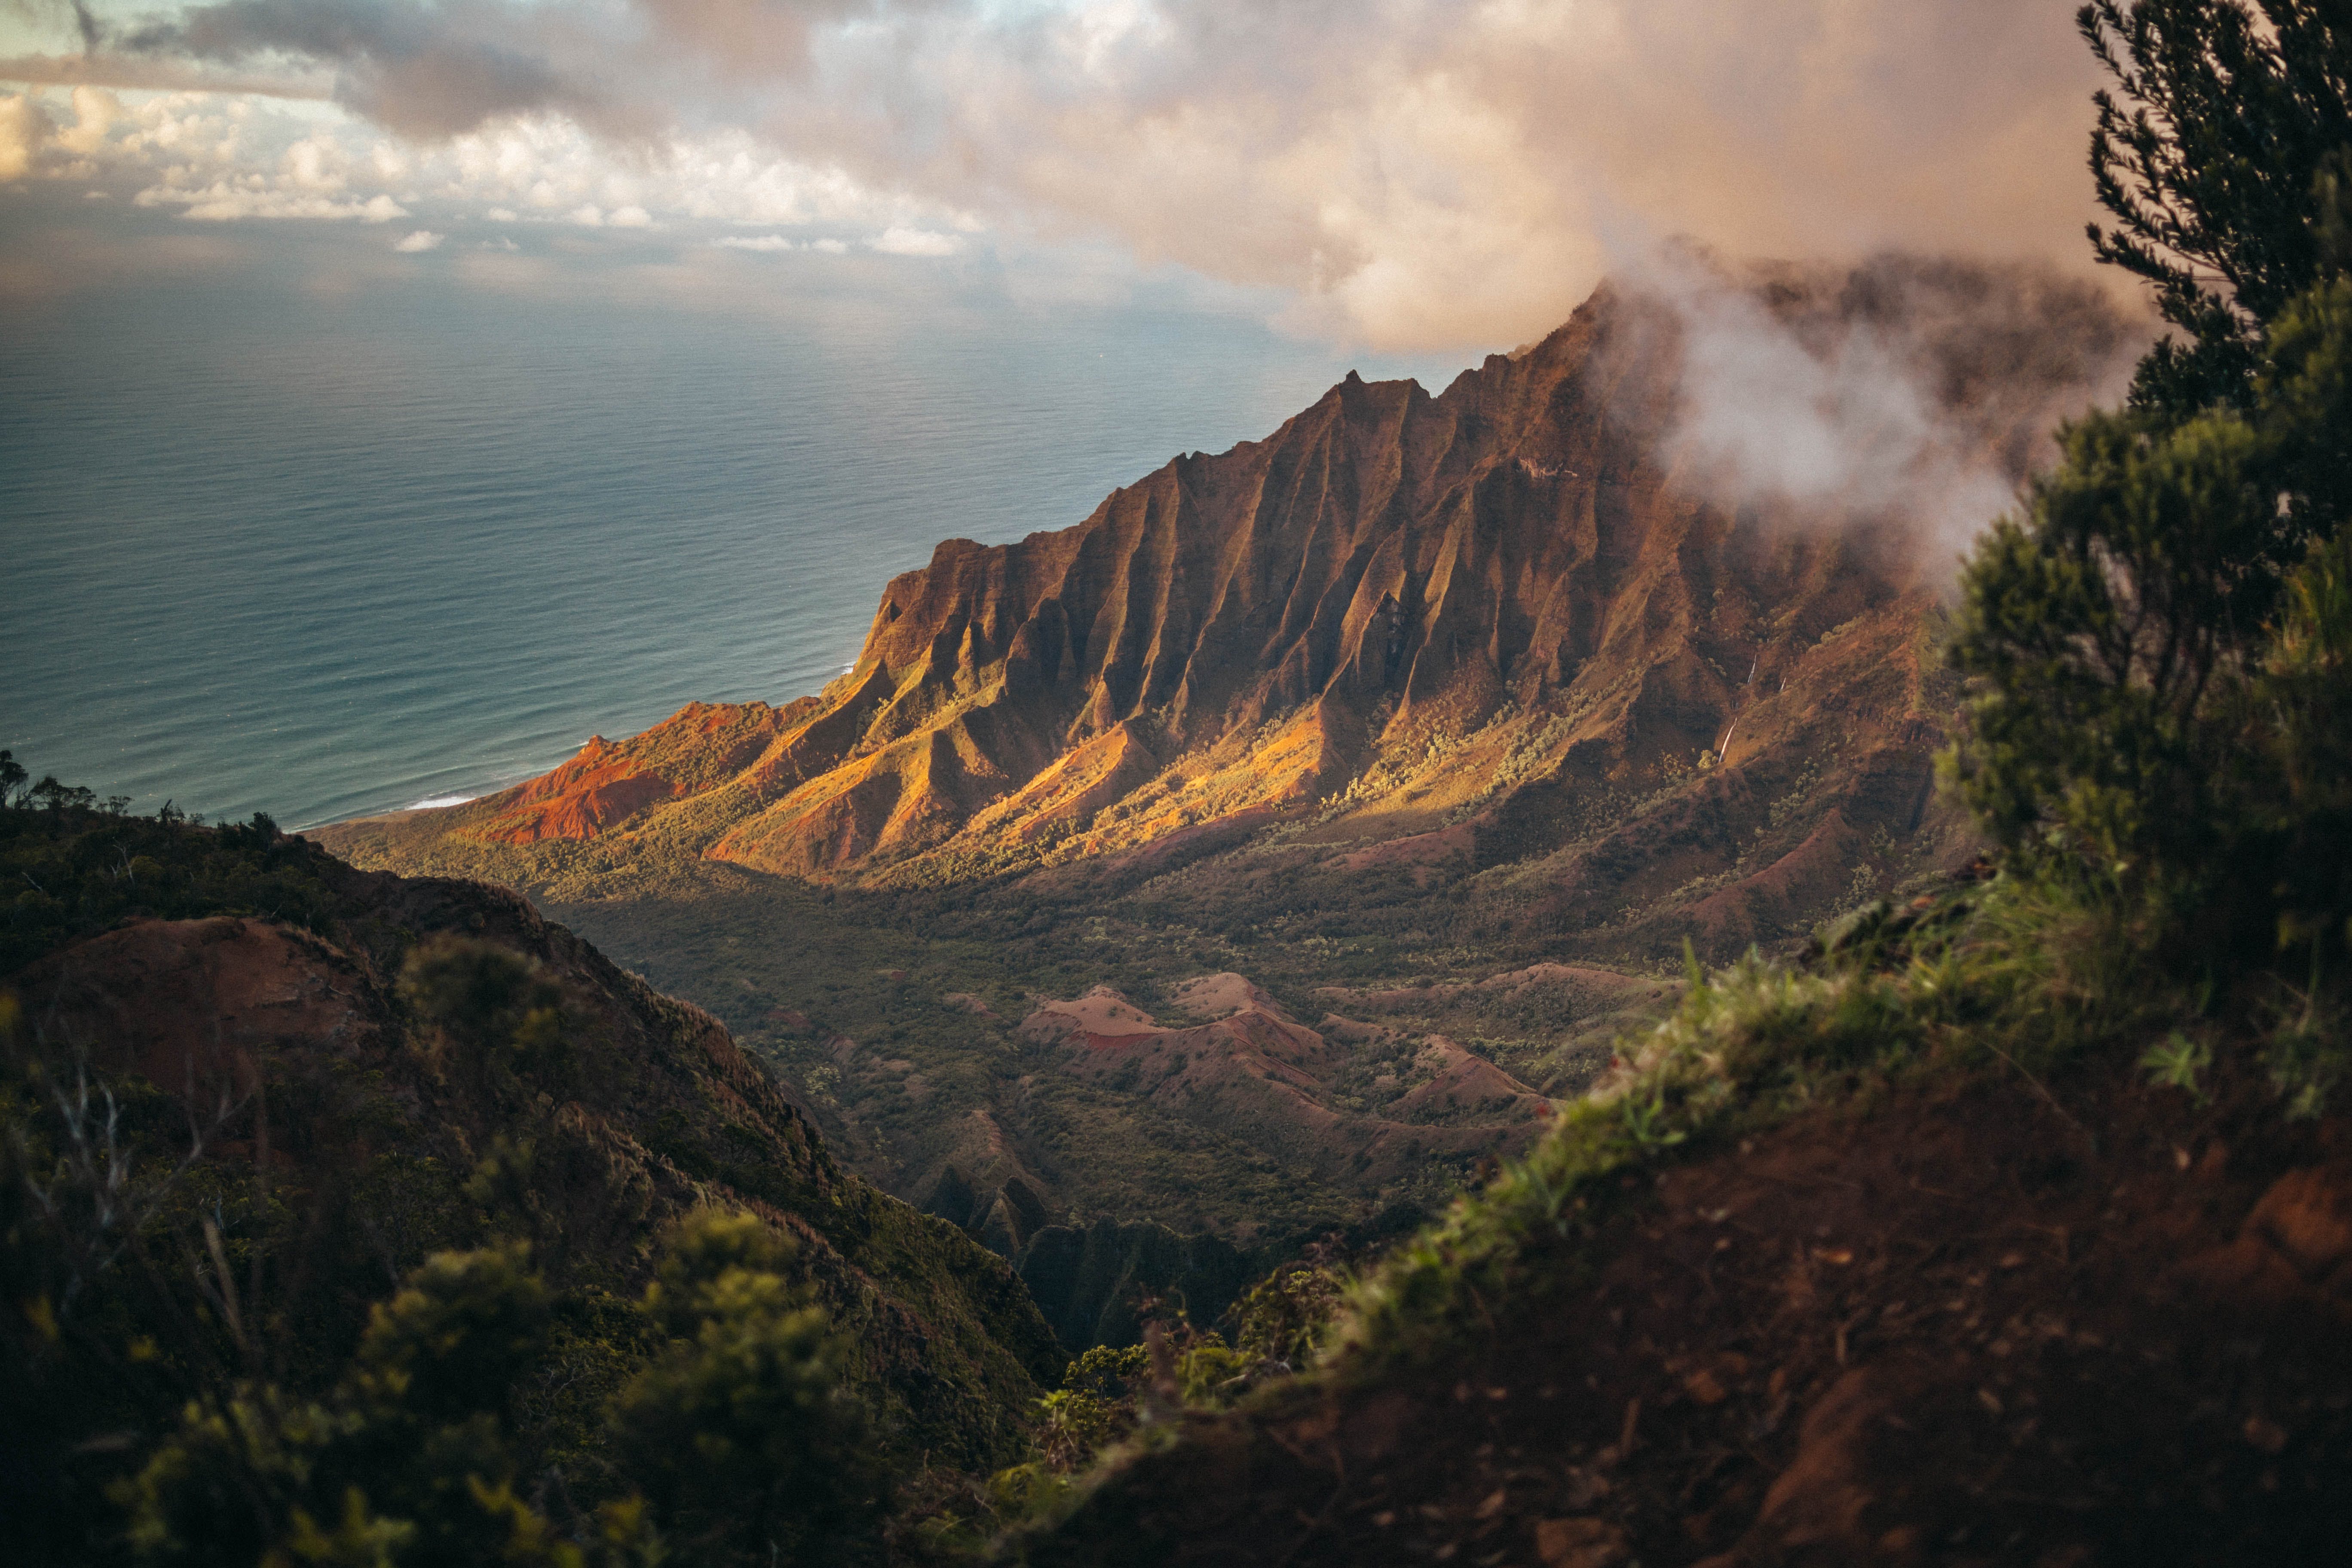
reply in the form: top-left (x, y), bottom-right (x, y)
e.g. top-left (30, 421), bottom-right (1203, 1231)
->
top-left (310, 258), bottom-right (2138, 1314)
top-left (327, 257), bottom-right (2130, 958)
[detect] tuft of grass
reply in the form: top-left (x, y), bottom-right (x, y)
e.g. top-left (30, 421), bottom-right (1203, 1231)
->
top-left (2139, 1032), bottom-right (2212, 1104)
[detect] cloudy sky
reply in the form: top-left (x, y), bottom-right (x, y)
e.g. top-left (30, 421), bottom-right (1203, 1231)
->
top-left (1, 0), bottom-right (2116, 351)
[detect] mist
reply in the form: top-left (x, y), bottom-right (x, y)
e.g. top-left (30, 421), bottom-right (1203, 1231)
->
top-left (1605, 249), bottom-right (2150, 579)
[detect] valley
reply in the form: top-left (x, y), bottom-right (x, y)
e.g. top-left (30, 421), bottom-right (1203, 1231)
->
top-left (18, 8), bottom-right (2352, 1566)
top-left (318, 259), bottom-right (2123, 1291)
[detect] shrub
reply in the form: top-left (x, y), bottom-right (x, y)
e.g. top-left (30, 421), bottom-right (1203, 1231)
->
top-left (610, 1210), bottom-right (882, 1566)
top-left (117, 1243), bottom-right (628, 1568)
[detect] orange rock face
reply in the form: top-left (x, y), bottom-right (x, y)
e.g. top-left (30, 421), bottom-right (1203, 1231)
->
top-left (457, 700), bottom-right (803, 846)
top-left (336, 264), bottom-right (2130, 949)
top-left (476, 738), bottom-right (680, 844)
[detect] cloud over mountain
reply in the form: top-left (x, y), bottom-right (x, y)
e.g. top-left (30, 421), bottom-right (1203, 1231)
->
top-left (7, 1), bottom-right (2114, 348)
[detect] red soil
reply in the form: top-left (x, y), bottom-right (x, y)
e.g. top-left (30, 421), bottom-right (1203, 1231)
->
top-left (1030, 1065), bottom-right (2352, 1566)
top-left (475, 737), bottom-right (680, 844)
top-left (18, 916), bottom-right (380, 1097)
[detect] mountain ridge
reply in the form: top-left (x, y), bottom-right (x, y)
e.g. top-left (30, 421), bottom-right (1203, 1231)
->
top-left (7, 849), bottom-right (1061, 1460)
top-left (309, 256), bottom-right (2139, 1295)
top-left (327, 258), bottom-right (2132, 958)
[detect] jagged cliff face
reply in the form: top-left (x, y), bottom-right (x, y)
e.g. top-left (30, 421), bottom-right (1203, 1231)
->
top-left (303, 260), bottom-right (2138, 1286)
top-left (352, 259), bottom-right (2131, 954)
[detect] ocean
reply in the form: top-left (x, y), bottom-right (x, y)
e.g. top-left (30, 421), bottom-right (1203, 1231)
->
top-left (3, 263), bottom-right (1467, 830)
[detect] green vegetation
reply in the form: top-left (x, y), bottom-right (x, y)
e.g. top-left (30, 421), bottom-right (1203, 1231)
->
top-left (2, 752), bottom-right (335, 977)
top-left (967, 1261), bottom-right (1353, 1541)
top-left (2, 794), bottom-right (1056, 1565)
top-left (2081, 0), bottom-right (2352, 414)
top-left (117, 1213), bottom-right (879, 1568)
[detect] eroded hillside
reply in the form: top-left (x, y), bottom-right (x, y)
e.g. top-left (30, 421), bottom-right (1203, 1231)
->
top-left (316, 257), bottom-right (2138, 1311)
top-left (328, 258), bottom-right (2133, 958)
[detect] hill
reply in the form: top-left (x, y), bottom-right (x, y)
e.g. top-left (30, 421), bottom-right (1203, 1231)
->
top-left (0, 800), bottom-right (1058, 1561)
top-left (1019, 1035), bottom-right (2352, 1566)
top-left (329, 258), bottom-right (2134, 952)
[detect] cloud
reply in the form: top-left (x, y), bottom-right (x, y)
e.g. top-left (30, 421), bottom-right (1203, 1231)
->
top-left (392, 226), bottom-right (440, 249)
top-left (869, 224), bottom-right (959, 257)
top-left (116, 0), bottom-right (595, 139)
top-left (157, 185), bottom-right (409, 220)
top-left (0, 49), bottom-right (337, 98)
top-left (0, 77), bottom-right (952, 250)
top-left (54, 86), bottom-right (121, 155)
top-left (7, 1), bottom-right (2124, 349)
top-left (0, 93), bottom-right (47, 181)
top-left (712, 233), bottom-right (795, 251)
top-left (837, 0), bottom-right (2111, 349)
top-left (1615, 249), bottom-right (2148, 573)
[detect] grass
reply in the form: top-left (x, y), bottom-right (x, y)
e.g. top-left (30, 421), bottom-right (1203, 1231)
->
top-left (1321, 868), bottom-right (2198, 1371)
top-left (952, 864), bottom-right (2205, 1552)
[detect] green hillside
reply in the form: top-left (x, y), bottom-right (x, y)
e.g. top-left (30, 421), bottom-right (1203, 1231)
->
top-left (1, 792), bottom-right (1056, 1565)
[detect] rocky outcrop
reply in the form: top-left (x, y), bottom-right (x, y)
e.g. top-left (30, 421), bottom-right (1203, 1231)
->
top-left (1019, 979), bottom-right (1555, 1186)
top-left (323, 257), bottom-right (2133, 954)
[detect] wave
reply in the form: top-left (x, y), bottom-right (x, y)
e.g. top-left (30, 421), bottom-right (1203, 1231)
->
top-left (407, 793), bottom-right (478, 810)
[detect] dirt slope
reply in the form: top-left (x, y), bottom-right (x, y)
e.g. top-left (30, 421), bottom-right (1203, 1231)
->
top-left (1023, 1067), bottom-right (2352, 1566)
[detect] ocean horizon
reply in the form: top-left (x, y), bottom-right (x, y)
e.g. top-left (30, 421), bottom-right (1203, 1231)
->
top-left (5, 259), bottom-right (1469, 832)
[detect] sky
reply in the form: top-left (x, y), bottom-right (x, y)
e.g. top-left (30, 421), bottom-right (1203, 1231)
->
top-left (1, 0), bottom-right (2121, 353)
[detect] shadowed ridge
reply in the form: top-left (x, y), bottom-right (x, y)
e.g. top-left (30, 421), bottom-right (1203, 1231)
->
top-left (0, 814), bottom-right (1063, 1477)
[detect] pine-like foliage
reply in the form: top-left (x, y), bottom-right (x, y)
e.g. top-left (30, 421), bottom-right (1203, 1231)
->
top-left (1952, 2), bottom-right (2352, 969)
top-left (2082, 0), bottom-right (2352, 412)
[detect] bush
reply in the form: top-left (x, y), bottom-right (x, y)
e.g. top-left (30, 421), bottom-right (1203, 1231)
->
top-left (1950, 6), bottom-right (2352, 981)
top-left (400, 937), bottom-right (573, 1094)
top-left (1949, 278), bottom-right (2352, 937)
top-left (116, 1210), bottom-right (885, 1568)
top-left (1229, 1265), bottom-right (1346, 1373)
top-left (117, 1244), bottom-right (619, 1568)
top-left (610, 1210), bottom-right (882, 1566)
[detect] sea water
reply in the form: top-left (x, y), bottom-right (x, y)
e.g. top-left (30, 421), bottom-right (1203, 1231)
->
top-left (3, 265), bottom-right (1466, 829)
